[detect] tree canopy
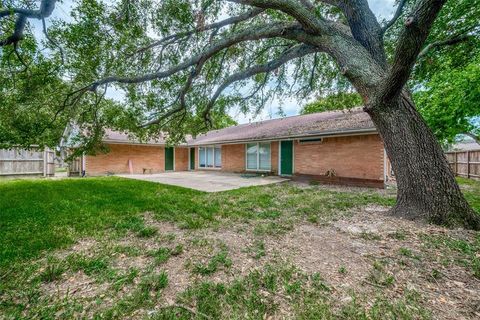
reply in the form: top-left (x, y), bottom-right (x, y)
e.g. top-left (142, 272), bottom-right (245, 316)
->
top-left (0, 0), bottom-right (477, 149)
top-left (415, 53), bottom-right (480, 145)
top-left (300, 0), bottom-right (479, 144)
top-left (300, 92), bottom-right (362, 114)
top-left (2, 0), bottom-right (480, 227)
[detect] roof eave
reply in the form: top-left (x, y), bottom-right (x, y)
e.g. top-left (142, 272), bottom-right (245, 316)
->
top-left (188, 127), bottom-right (378, 146)
top-left (102, 140), bottom-right (166, 146)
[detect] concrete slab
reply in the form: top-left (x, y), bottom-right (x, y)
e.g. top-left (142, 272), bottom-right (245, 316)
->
top-left (117, 171), bottom-right (288, 192)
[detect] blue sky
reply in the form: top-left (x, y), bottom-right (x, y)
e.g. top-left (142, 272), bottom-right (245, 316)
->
top-left (32, 0), bottom-right (398, 124)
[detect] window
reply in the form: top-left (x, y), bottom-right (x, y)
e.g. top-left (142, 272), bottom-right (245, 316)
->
top-left (214, 147), bottom-right (221, 168)
top-left (199, 148), bottom-right (206, 168)
top-left (246, 142), bottom-right (271, 171)
top-left (199, 146), bottom-right (221, 168)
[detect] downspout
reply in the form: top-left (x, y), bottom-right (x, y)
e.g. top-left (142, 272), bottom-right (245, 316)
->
top-left (81, 153), bottom-right (86, 177)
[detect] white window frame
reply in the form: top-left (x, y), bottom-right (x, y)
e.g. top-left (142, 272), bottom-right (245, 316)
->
top-left (198, 146), bottom-right (222, 169)
top-left (245, 142), bottom-right (271, 172)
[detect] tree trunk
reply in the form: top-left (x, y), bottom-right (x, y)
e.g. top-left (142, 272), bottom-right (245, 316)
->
top-left (366, 92), bottom-right (480, 230)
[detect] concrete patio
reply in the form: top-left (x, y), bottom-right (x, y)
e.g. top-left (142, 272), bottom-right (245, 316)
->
top-left (117, 171), bottom-right (289, 192)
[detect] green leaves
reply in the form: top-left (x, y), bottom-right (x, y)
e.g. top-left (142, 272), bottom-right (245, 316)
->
top-left (414, 53), bottom-right (480, 144)
top-left (300, 92), bottom-right (362, 114)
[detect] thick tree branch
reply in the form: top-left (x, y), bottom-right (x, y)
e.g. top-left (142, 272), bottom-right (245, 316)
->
top-left (380, 0), bottom-right (447, 102)
top-left (333, 0), bottom-right (387, 67)
top-left (0, 0), bottom-right (57, 46)
top-left (418, 34), bottom-right (472, 58)
top-left (228, 0), bottom-right (386, 91)
top-left (382, 0), bottom-right (407, 33)
top-left (133, 7), bottom-right (265, 55)
top-left (203, 44), bottom-right (319, 120)
top-left (83, 22), bottom-right (300, 91)
top-left (142, 59), bottom-right (207, 127)
top-left (227, 0), bottom-right (331, 34)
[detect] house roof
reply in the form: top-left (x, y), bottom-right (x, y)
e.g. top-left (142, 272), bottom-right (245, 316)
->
top-left (103, 129), bottom-right (167, 145)
top-left (102, 108), bottom-right (376, 146)
top-left (448, 141), bottom-right (480, 151)
top-left (188, 108), bottom-right (376, 145)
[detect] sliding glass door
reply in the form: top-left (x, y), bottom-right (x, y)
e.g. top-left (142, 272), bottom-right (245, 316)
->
top-left (246, 142), bottom-right (271, 171)
top-left (199, 146), bottom-right (221, 168)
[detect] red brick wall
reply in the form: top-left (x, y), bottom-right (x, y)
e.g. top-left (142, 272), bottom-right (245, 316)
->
top-left (270, 141), bottom-right (278, 174)
top-left (86, 144), bottom-right (164, 175)
top-left (221, 144), bottom-right (245, 172)
top-left (175, 147), bottom-right (189, 171)
top-left (294, 134), bottom-right (384, 180)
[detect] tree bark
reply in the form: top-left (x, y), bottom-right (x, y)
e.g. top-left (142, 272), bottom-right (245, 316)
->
top-left (366, 92), bottom-right (480, 230)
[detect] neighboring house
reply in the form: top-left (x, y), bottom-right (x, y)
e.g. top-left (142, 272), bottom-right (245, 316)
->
top-left (447, 141), bottom-right (480, 152)
top-left (76, 108), bottom-right (393, 187)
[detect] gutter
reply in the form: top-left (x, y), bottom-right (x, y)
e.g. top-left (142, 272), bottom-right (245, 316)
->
top-left (187, 128), bottom-right (378, 146)
top-left (98, 128), bottom-right (377, 147)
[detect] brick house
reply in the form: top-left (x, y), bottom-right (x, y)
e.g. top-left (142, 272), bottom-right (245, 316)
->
top-left (77, 108), bottom-right (393, 187)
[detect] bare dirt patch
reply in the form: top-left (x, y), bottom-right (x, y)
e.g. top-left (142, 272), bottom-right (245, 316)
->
top-left (31, 207), bottom-right (480, 319)
top-left (41, 271), bottom-right (108, 299)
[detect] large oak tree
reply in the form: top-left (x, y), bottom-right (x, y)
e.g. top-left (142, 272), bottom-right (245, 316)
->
top-left (1, 0), bottom-right (479, 228)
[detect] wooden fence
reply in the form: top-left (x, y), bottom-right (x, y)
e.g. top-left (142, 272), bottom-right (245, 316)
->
top-left (0, 147), bottom-right (55, 177)
top-left (68, 155), bottom-right (83, 177)
top-left (445, 149), bottom-right (480, 179)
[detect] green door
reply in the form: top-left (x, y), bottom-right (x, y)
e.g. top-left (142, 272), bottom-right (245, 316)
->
top-left (280, 141), bottom-right (293, 175)
top-left (165, 147), bottom-right (174, 171)
top-left (190, 148), bottom-right (195, 170)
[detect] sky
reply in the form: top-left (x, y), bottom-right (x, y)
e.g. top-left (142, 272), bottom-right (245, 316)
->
top-left (31, 0), bottom-right (398, 124)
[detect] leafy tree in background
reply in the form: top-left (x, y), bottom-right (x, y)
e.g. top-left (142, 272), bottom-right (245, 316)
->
top-left (1, 0), bottom-right (480, 228)
top-left (415, 54), bottom-right (480, 145)
top-left (300, 92), bottom-right (362, 114)
top-left (301, 0), bottom-right (480, 146)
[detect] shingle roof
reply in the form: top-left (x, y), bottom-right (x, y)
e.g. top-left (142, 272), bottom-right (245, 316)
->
top-left (188, 108), bottom-right (375, 145)
top-left (103, 129), bottom-right (167, 145)
top-left (448, 141), bottom-right (480, 151)
top-left (102, 108), bottom-right (376, 146)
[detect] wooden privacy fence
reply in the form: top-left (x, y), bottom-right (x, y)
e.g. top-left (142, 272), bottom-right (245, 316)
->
top-left (68, 155), bottom-right (83, 177)
top-left (0, 147), bottom-right (55, 177)
top-left (445, 149), bottom-right (480, 179)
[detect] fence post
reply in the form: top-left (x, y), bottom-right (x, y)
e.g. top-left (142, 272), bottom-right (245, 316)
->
top-left (43, 149), bottom-right (47, 177)
top-left (454, 152), bottom-right (458, 176)
top-left (467, 150), bottom-right (470, 179)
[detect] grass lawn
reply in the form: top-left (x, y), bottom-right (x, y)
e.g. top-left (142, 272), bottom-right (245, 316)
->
top-left (0, 177), bottom-right (479, 319)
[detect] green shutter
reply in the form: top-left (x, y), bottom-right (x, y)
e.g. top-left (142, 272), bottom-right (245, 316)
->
top-left (280, 141), bottom-right (293, 175)
top-left (165, 147), bottom-right (174, 171)
top-left (190, 148), bottom-right (195, 170)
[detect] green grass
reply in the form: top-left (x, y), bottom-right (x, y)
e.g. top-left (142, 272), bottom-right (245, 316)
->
top-left (422, 232), bottom-right (480, 278)
top-left (458, 177), bottom-right (480, 211)
top-left (0, 177), bottom-right (397, 270)
top-left (150, 264), bottom-right (430, 320)
top-left (1, 176), bottom-right (478, 273)
top-left (1, 176), bottom-right (478, 319)
top-left (192, 247), bottom-right (232, 275)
